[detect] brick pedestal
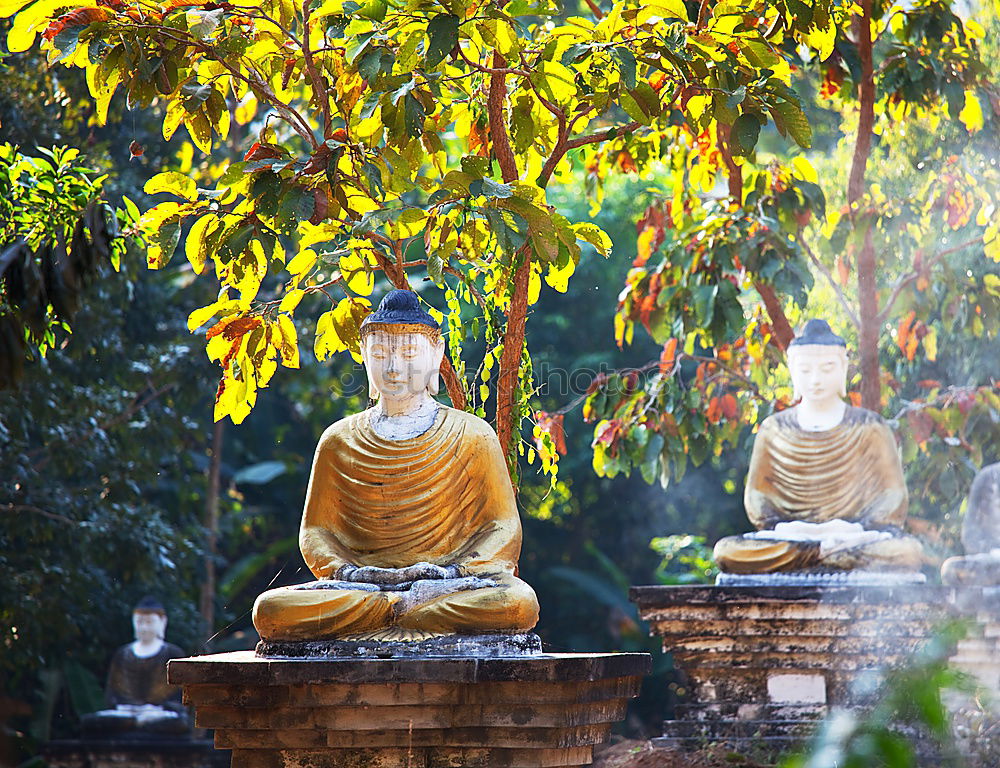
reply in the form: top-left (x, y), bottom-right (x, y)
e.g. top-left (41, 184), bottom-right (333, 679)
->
top-left (630, 585), bottom-right (949, 752)
top-left (167, 651), bottom-right (650, 768)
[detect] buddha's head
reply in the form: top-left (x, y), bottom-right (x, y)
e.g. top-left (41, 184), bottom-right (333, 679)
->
top-left (132, 596), bottom-right (167, 645)
top-left (787, 319), bottom-right (848, 408)
top-left (360, 290), bottom-right (444, 405)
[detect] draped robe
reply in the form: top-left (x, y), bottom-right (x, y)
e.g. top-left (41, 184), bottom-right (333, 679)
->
top-left (714, 406), bottom-right (924, 574)
top-left (252, 406), bottom-right (539, 641)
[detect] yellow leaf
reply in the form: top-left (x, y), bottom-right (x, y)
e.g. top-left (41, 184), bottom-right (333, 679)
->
top-left (544, 256), bottom-right (576, 293)
top-left (6, 0), bottom-right (66, 53)
top-left (287, 248), bottom-right (317, 275)
top-left (959, 90), bottom-right (984, 133)
top-left (535, 60), bottom-right (577, 104)
top-left (528, 263), bottom-right (541, 304)
top-left (187, 299), bottom-right (240, 332)
top-left (234, 95), bottom-right (258, 125)
top-left (332, 297), bottom-right (372, 363)
top-left (186, 109), bottom-right (212, 154)
top-left (279, 288), bottom-right (305, 313)
top-left (986, 222), bottom-right (1000, 263)
top-left (338, 249), bottom-right (375, 295)
top-left (86, 62), bottom-right (121, 125)
top-left (637, 0), bottom-right (687, 25)
top-left (186, 213), bottom-right (219, 274)
top-left (145, 171), bottom-right (198, 201)
top-left (276, 314), bottom-right (299, 368)
top-left (163, 99), bottom-right (186, 142)
top-left (923, 326), bottom-right (937, 362)
top-left (314, 310), bottom-right (346, 361)
top-left (792, 156), bottom-right (818, 184)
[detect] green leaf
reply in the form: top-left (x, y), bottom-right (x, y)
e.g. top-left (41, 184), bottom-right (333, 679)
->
top-left (469, 178), bottom-right (514, 198)
top-left (772, 100), bottom-right (812, 148)
top-left (425, 14), bottom-right (460, 69)
top-left (427, 250), bottom-right (444, 284)
top-left (362, 162), bottom-right (385, 200)
top-left (233, 460), bottom-right (286, 485)
top-left (691, 283), bottom-right (717, 326)
top-left (404, 94), bottom-right (425, 137)
top-left (614, 47), bottom-right (637, 90)
top-left (732, 113), bottom-right (761, 156)
top-left (188, 8), bottom-right (223, 39)
top-left (356, 0), bottom-right (387, 21)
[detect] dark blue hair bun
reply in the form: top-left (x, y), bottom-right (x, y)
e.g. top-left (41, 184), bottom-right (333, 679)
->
top-left (360, 289), bottom-right (441, 332)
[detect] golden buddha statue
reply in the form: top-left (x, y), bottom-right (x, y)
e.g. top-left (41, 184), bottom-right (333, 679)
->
top-left (252, 290), bottom-right (539, 643)
top-left (941, 462), bottom-right (1000, 585)
top-left (714, 319), bottom-right (924, 576)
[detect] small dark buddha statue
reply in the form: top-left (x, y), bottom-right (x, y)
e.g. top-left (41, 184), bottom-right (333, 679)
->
top-left (81, 597), bottom-right (188, 736)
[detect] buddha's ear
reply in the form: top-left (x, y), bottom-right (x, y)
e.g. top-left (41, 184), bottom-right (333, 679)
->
top-left (429, 336), bottom-right (445, 396)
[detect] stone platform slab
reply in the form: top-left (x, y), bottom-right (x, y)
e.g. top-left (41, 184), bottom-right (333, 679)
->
top-left (168, 651), bottom-right (650, 768)
top-left (630, 584), bottom-right (950, 752)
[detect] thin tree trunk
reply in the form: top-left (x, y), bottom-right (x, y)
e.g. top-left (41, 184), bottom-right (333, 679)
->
top-left (849, 0), bottom-right (881, 410)
top-left (200, 420), bottom-right (224, 647)
top-left (488, 52), bottom-right (528, 458)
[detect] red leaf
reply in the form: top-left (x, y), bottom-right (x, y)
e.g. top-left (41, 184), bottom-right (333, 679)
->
top-left (43, 7), bottom-right (111, 40)
top-left (535, 412), bottom-right (567, 456)
top-left (309, 188), bottom-right (329, 225)
top-left (243, 142), bottom-right (283, 163)
top-left (720, 393), bottom-right (738, 420)
top-left (129, 140), bottom-right (144, 160)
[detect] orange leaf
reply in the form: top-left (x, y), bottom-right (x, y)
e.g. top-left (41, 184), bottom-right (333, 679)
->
top-left (706, 396), bottom-right (722, 424)
top-left (659, 338), bottom-right (678, 375)
top-left (616, 149), bottom-right (638, 174)
top-left (848, 392), bottom-right (862, 407)
top-left (836, 255), bottom-right (850, 286)
top-left (896, 311), bottom-right (916, 357)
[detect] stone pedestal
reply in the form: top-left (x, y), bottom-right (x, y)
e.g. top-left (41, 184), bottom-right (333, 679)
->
top-left (630, 585), bottom-right (948, 752)
top-left (167, 651), bottom-right (650, 768)
top-left (43, 738), bottom-right (225, 768)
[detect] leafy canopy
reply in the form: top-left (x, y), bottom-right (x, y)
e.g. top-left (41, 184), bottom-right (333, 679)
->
top-left (5, 0), bottom-right (828, 466)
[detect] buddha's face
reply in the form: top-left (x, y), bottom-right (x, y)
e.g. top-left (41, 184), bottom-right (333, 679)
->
top-left (788, 344), bottom-right (847, 407)
top-left (363, 330), bottom-right (444, 404)
top-left (133, 610), bottom-right (166, 644)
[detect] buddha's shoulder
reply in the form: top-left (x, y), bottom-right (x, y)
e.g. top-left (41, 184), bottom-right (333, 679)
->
top-left (439, 406), bottom-right (498, 439)
top-left (316, 411), bottom-right (370, 448)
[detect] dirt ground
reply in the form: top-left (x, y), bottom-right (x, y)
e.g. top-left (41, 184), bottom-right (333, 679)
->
top-left (592, 739), bottom-right (775, 768)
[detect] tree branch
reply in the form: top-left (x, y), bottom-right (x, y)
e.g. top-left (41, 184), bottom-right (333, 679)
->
top-left (3, 503), bottom-right (78, 526)
top-left (797, 235), bottom-right (860, 329)
top-left (876, 237), bottom-right (981, 325)
top-left (301, 0), bottom-right (333, 138)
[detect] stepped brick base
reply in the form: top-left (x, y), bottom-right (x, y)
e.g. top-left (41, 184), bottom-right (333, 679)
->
top-left (630, 585), bottom-right (949, 751)
top-left (167, 651), bottom-right (649, 768)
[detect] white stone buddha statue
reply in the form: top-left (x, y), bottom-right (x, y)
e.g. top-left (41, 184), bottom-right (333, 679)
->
top-left (714, 319), bottom-right (925, 578)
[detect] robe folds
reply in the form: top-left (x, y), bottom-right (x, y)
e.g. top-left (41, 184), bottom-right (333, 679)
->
top-left (253, 406), bottom-right (539, 641)
top-left (714, 406), bottom-right (924, 574)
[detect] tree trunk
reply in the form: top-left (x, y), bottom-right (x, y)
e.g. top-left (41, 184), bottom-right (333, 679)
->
top-left (200, 420), bottom-right (224, 647)
top-left (849, 0), bottom-right (881, 410)
top-left (488, 53), bottom-right (529, 459)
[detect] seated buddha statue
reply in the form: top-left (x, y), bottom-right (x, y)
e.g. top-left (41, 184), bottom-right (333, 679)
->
top-left (252, 289), bottom-right (539, 644)
top-left (941, 462), bottom-right (1000, 585)
top-left (713, 319), bottom-right (924, 577)
top-left (81, 597), bottom-right (189, 736)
